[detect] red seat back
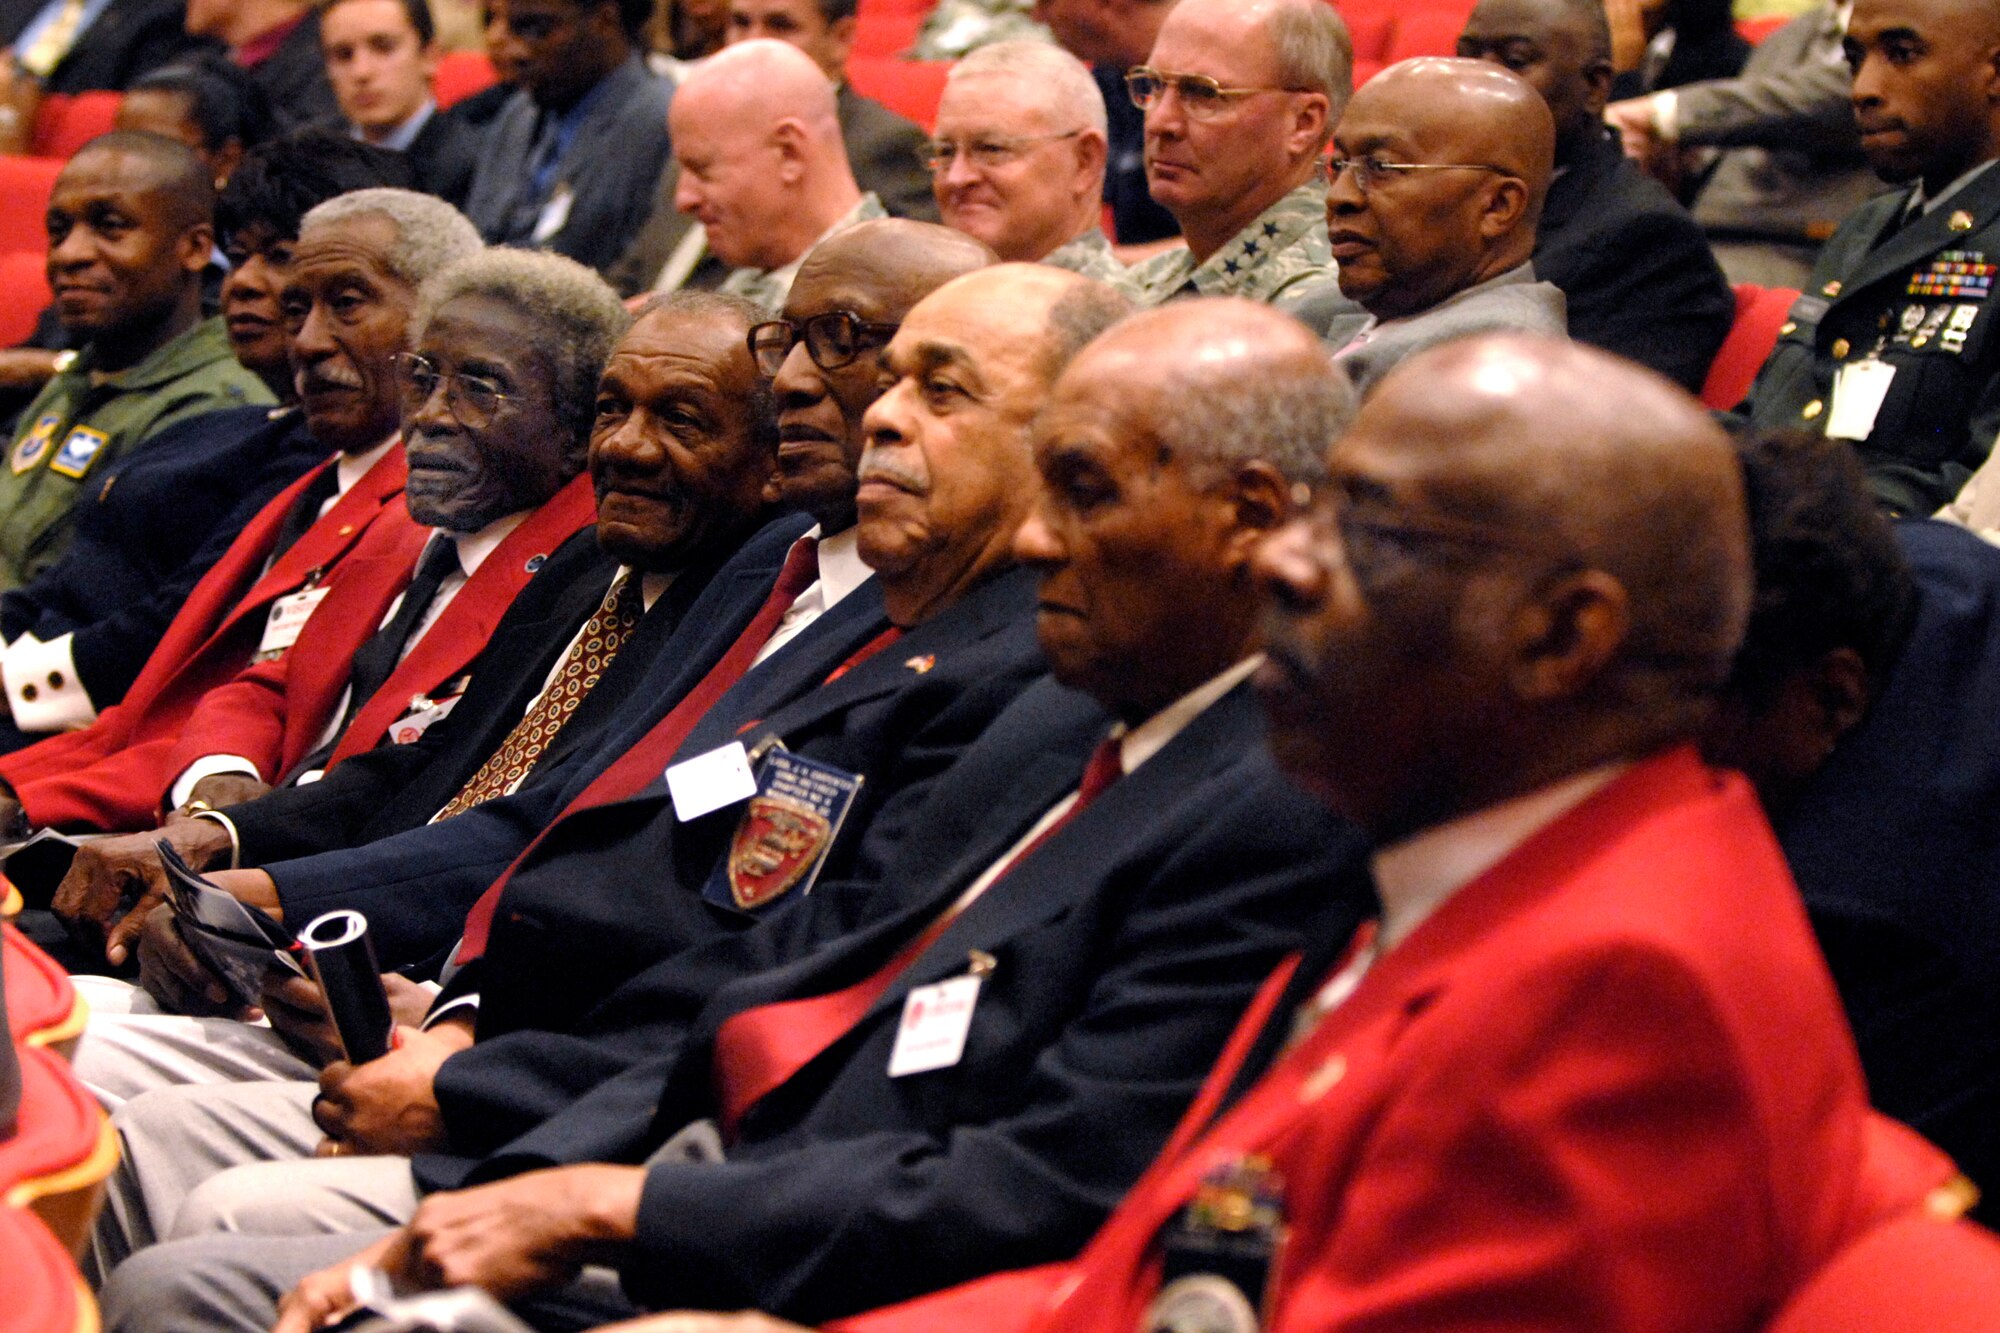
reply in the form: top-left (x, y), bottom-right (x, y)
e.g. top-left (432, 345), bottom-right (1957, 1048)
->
top-left (0, 250), bottom-right (51, 350)
top-left (0, 1045), bottom-right (117, 1257)
top-left (434, 50), bottom-right (499, 109)
top-left (31, 90), bottom-right (121, 161)
top-left (847, 57), bottom-right (950, 132)
top-left (0, 1203), bottom-right (94, 1333)
top-left (0, 157), bottom-right (62, 255)
top-left (1385, 10), bottom-right (1468, 61)
top-left (1769, 1215), bottom-right (2000, 1333)
top-left (1700, 284), bottom-right (1799, 410)
top-left (3, 925), bottom-right (82, 1059)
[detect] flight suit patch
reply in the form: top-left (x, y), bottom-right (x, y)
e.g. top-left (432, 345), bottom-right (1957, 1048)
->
top-left (10, 414), bottom-right (60, 474)
top-left (48, 425), bottom-right (109, 478)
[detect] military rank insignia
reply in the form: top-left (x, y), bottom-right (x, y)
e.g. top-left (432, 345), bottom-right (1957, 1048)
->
top-left (49, 425), bottom-right (109, 478)
top-left (705, 747), bottom-right (863, 911)
top-left (1907, 251), bottom-right (1995, 300)
top-left (1141, 1157), bottom-right (1288, 1333)
top-left (9, 413), bottom-right (61, 475)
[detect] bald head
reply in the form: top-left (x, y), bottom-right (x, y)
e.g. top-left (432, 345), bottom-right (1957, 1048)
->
top-left (859, 263), bottom-right (1127, 625)
top-left (797, 217), bottom-right (998, 305)
top-left (65, 131), bottom-right (215, 232)
top-left (1254, 334), bottom-right (1751, 835)
top-left (1458, 0), bottom-right (1615, 156)
top-left (1327, 58), bottom-right (1553, 320)
top-left (671, 38), bottom-right (860, 272)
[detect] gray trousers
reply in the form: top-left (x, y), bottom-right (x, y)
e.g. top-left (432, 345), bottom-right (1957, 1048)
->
top-left (71, 975), bottom-right (317, 1112)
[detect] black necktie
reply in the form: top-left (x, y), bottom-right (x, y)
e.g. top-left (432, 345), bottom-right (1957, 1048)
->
top-left (268, 467), bottom-right (342, 563)
top-left (339, 535), bottom-right (460, 732)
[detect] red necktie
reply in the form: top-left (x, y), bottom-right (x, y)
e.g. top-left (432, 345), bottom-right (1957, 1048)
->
top-left (822, 626), bottom-right (903, 684)
top-left (710, 734), bottom-right (1124, 1139)
top-left (454, 537), bottom-right (820, 962)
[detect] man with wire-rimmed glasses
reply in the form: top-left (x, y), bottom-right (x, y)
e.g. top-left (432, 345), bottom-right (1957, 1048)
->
top-left (1309, 57), bottom-right (1568, 395)
top-left (1117, 0), bottom-right (1352, 312)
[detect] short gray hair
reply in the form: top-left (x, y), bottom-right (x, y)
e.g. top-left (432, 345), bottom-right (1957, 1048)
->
top-left (1271, 0), bottom-right (1354, 129)
top-left (300, 187), bottom-right (483, 288)
top-left (948, 38), bottom-right (1108, 137)
top-left (413, 247), bottom-right (632, 439)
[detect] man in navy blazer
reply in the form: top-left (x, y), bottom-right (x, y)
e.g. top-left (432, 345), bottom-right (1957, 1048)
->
top-left (97, 298), bottom-right (1372, 1333)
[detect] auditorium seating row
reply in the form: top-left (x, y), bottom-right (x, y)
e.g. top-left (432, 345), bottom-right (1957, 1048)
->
top-left (0, 880), bottom-right (111, 1332)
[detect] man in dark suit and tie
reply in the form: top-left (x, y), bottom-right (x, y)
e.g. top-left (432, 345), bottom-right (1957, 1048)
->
top-left (99, 294), bottom-right (1368, 1333)
top-left (316, 0), bottom-right (481, 207)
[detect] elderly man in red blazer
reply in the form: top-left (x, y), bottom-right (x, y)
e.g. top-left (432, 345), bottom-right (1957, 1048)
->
top-left (629, 331), bottom-right (1967, 1333)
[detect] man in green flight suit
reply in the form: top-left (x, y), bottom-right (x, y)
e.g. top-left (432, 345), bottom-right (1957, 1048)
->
top-left (0, 131), bottom-right (274, 590)
top-left (1117, 0), bottom-right (1351, 313)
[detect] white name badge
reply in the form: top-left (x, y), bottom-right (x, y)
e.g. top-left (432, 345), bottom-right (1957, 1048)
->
top-left (887, 975), bottom-right (982, 1078)
top-left (258, 586), bottom-right (331, 655)
top-left (390, 694), bottom-right (462, 745)
top-left (666, 741), bottom-right (759, 821)
top-left (1827, 358), bottom-right (1897, 441)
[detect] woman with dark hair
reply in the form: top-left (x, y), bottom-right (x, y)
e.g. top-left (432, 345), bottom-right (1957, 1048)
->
top-left (1607, 0), bottom-right (1751, 100)
top-left (114, 54), bottom-right (276, 187)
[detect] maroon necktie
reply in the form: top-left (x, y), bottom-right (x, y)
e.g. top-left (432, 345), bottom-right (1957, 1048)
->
top-left (454, 537), bottom-right (820, 962)
top-left (710, 734), bottom-right (1124, 1139)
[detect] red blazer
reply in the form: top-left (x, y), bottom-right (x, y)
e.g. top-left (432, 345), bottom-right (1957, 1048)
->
top-left (0, 445), bottom-right (409, 831)
top-left (162, 472), bottom-right (599, 793)
top-left (839, 749), bottom-right (1961, 1333)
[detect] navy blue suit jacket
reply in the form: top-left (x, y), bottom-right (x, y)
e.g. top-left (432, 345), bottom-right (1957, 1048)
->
top-left (0, 407), bottom-right (323, 718)
top-left (420, 680), bottom-right (1371, 1323)
top-left (1774, 518), bottom-right (2000, 1212)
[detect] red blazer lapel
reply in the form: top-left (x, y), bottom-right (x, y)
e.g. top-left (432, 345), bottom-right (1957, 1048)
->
top-left (237, 442), bottom-right (409, 615)
top-left (326, 474), bottom-right (598, 767)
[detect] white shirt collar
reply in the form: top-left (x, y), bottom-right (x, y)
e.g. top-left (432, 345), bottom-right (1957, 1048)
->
top-left (810, 524), bottom-right (871, 612)
top-left (440, 509), bottom-right (529, 580)
top-left (1371, 763), bottom-right (1627, 951)
top-left (354, 97), bottom-right (436, 153)
top-left (1116, 654), bottom-right (1264, 777)
top-left (334, 433), bottom-right (400, 496)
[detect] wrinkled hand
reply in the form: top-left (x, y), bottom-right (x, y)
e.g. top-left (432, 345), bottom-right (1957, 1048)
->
top-left (135, 905), bottom-right (253, 1018)
top-left (271, 1230), bottom-right (401, 1333)
top-left (395, 1166), bottom-right (646, 1301)
top-left (265, 972), bottom-right (436, 1069)
top-left (312, 1014), bottom-right (473, 1155)
top-left (183, 772), bottom-right (271, 815)
top-left (593, 1315), bottom-right (815, 1333)
top-left (52, 820), bottom-right (231, 965)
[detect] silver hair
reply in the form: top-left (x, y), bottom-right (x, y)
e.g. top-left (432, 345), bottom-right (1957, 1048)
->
top-left (631, 288), bottom-right (778, 452)
top-left (948, 38), bottom-right (1108, 137)
top-left (300, 187), bottom-right (483, 288)
top-left (1271, 0), bottom-right (1355, 131)
top-left (412, 247), bottom-right (632, 439)
top-left (1163, 343), bottom-right (1353, 485)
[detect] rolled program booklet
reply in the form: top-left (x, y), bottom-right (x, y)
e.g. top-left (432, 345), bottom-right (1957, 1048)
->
top-left (299, 909), bottom-right (395, 1063)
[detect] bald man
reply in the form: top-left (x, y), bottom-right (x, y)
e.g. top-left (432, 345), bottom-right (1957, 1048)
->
top-left (1756, 0), bottom-right (2000, 518)
top-left (0, 131), bottom-right (274, 591)
top-left (1311, 57), bottom-right (1568, 394)
top-left (661, 38), bottom-right (884, 313)
top-left (801, 334), bottom-right (1958, 1333)
top-left (1118, 0), bottom-right (1353, 310)
top-left (1457, 0), bottom-right (1732, 391)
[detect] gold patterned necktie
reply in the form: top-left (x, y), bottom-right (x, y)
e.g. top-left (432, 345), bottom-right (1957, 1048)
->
top-left (433, 572), bottom-right (644, 819)
top-left (18, 0), bottom-right (88, 80)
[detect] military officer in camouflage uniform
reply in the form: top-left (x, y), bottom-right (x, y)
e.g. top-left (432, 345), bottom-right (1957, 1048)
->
top-left (1117, 0), bottom-right (1351, 312)
top-left (928, 39), bottom-right (1125, 282)
top-left (1743, 0), bottom-right (2000, 517)
top-left (0, 132), bottom-right (273, 591)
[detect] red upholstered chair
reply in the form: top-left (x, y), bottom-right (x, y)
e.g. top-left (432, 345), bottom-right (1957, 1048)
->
top-left (1768, 1215), bottom-right (2000, 1332)
top-left (0, 1203), bottom-right (96, 1333)
top-left (847, 57), bottom-right (950, 133)
top-left (31, 90), bottom-right (120, 160)
top-left (0, 156), bottom-right (64, 254)
top-left (433, 50), bottom-right (499, 109)
top-left (851, 9), bottom-right (925, 59)
top-left (1737, 15), bottom-right (1790, 45)
top-left (1353, 58), bottom-right (1385, 87)
top-left (0, 1044), bottom-right (118, 1258)
top-left (1700, 283), bottom-right (1799, 410)
top-left (0, 249), bottom-right (53, 350)
top-left (1343, 13), bottom-right (1395, 61)
top-left (3, 924), bottom-right (86, 1061)
top-left (1385, 9), bottom-right (1470, 62)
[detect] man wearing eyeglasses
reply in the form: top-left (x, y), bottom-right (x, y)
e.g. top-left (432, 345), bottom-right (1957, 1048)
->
top-left (1312, 58), bottom-right (1569, 395)
top-left (1117, 0), bottom-right (1352, 311)
top-left (670, 39), bottom-right (888, 314)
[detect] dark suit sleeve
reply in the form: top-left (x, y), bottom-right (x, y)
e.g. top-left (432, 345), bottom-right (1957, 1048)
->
top-left (1551, 205), bottom-right (1734, 392)
top-left (618, 774), bottom-right (1356, 1322)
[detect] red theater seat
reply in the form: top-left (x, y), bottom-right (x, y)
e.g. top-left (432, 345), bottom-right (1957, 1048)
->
top-left (0, 1203), bottom-right (96, 1333)
top-left (0, 156), bottom-right (63, 254)
top-left (0, 1045), bottom-right (118, 1258)
top-left (1700, 283), bottom-right (1799, 410)
top-left (847, 57), bottom-right (949, 132)
top-left (3, 925), bottom-right (85, 1061)
top-left (851, 10), bottom-right (925, 59)
top-left (0, 251), bottom-right (50, 350)
top-left (1385, 9), bottom-right (1467, 62)
top-left (434, 50), bottom-right (499, 109)
top-left (31, 90), bottom-right (120, 161)
top-left (1768, 1215), bottom-right (2000, 1333)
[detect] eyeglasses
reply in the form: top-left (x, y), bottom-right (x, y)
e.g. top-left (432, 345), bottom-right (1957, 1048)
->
top-left (1289, 480), bottom-right (1577, 584)
top-left (394, 352), bottom-right (513, 430)
top-left (1322, 155), bottom-right (1511, 193)
top-left (922, 129), bottom-right (1083, 174)
top-left (1124, 66), bottom-right (1305, 120)
top-left (747, 311), bottom-right (901, 379)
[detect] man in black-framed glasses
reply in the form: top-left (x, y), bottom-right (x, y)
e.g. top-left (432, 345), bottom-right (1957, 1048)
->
top-left (1118, 0), bottom-right (1352, 312)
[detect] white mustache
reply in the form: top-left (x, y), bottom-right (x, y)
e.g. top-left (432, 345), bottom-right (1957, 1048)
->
top-left (857, 455), bottom-right (929, 494)
top-left (305, 362), bottom-right (365, 390)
